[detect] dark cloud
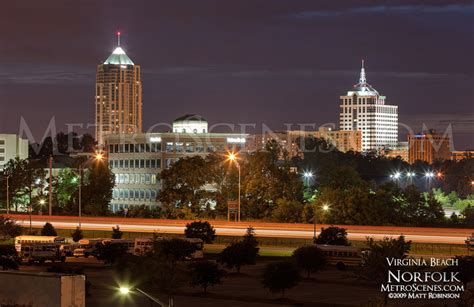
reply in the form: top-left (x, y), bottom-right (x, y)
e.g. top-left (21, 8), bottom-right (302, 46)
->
top-left (0, 0), bottom-right (473, 148)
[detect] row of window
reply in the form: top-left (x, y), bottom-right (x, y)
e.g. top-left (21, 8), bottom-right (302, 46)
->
top-left (109, 142), bottom-right (242, 154)
top-left (110, 159), bottom-right (161, 169)
top-left (109, 143), bottom-right (161, 153)
top-left (112, 188), bottom-right (157, 200)
top-left (115, 173), bottom-right (158, 185)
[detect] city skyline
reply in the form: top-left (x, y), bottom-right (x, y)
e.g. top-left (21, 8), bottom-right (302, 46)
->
top-left (0, 1), bottom-right (472, 149)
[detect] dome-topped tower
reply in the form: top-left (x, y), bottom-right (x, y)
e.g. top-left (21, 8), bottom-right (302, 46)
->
top-left (347, 60), bottom-right (379, 96)
top-left (103, 32), bottom-right (134, 65)
top-left (339, 60), bottom-right (398, 152)
top-left (95, 32), bottom-right (142, 145)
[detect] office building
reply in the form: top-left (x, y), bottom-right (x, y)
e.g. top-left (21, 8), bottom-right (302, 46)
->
top-left (339, 61), bottom-right (398, 151)
top-left (95, 33), bottom-right (142, 146)
top-left (451, 150), bottom-right (474, 161)
top-left (408, 129), bottom-right (452, 164)
top-left (106, 115), bottom-right (248, 211)
top-left (0, 134), bottom-right (28, 171)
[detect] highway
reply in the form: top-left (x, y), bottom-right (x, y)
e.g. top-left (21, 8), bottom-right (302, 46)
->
top-left (9, 214), bottom-right (473, 244)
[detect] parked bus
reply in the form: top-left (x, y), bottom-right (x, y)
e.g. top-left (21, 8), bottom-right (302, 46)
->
top-left (78, 238), bottom-right (104, 256)
top-left (315, 244), bottom-right (363, 270)
top-left (133, 237), bottom-right (204, 259)
top-left (19, 243), bottom-right (66, 264)
top-left (15, 236), bottom-right (65, 253)
top-left (101, 239), bottom-right (135, 254)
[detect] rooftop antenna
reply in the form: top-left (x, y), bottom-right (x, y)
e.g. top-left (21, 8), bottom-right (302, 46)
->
top-left (117, 31), bottom-right (121, 46)
top-left (359, 58), bottom-right (366, 84)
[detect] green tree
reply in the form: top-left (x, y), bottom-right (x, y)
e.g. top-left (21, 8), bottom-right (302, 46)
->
top-left (401, 186), bottom-right (445, 226)
top-left (0, 245), bottom-right (20, 270)
top-left (53, 168), bottom-right (80, 214)
top-left (445, 256), bottom-right (474, 288)
top-left (292, 245), bottom-right (326, 278)
top-left (184, 221), bottom-right (216, 243)
top-left (0, 216), bottom-right (22, 239)
top-left (41, 222), bottom-right (57, 236)
top-left (2, 158), bottom-right (46, 211)
top-left (81, 160), bottom-right (115, 216)
top-left (189, 260), bottom-right (225, 293)
top-left (357, 236), bottom-right (411, 305)
top-left (358, 236), bottom-right (411, 285)
top-left (315, 227), bottom-right (350, 246)
top-left (262, 260), bottom-right (300, 298)
top-left (153, 238), bottom-right (197, 263)
top-left (94, 242), bottom-right (128, 264)
top-left (71, 227), bottom-right (83, 242)
top-left (243, 226), bottom-right (258, 247)
top-left (112, 225), bottom-right (123, 239)
top-left (241, 151), bottom-right (303, 219)
top-left (220, 241), bottom-right (259, 273)
top-left (272, 198), bottom-right (303, 223)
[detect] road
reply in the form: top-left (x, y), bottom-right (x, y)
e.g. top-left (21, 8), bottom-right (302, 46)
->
top-left (8, 214), bottom-right (473, 244)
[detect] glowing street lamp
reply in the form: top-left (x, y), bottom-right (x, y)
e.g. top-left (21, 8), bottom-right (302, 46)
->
top-left (425, 172), bottom-right (435, 178)
top-left (118, 286), bottom-right (169, 306)
top-left (119, 287), bottom-right (130, 295)
top-left (313, 204), bottom-right (330, 243)
top-left (303, 171), bottom-right (313, 179)
top-left (227, 152), bottom-right (241, 222)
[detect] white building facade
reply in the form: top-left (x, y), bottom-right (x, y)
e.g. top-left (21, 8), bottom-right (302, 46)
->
top-left (339, 61), bottom-right (398, 151)
top-left (106, 115), bottom-right (248, 211)
top-left (0, 134), bottom-right (28, 171)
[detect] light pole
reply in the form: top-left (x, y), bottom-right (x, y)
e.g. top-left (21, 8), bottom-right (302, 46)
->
top-left (5, 175), bottom-right (9, 215)
top-left (313, 204), bottom-right (329, 243)
top-left (49, 155), bottom-right (53, 216)
top-left (119, 287), bottom-right (172, 307)
top-left (77, 152), bottom-right (104, 227)
top-left (28, 205), bottom-right (32, 233)
top-left (228, 152), bottom-right (241, 222)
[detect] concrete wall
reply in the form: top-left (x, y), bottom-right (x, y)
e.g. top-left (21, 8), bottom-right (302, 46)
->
top-left (0, 271), bottom-right (85, 307)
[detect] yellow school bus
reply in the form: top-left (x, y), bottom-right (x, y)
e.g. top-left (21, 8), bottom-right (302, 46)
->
top-left (316, 244), bottom-right (362, 270)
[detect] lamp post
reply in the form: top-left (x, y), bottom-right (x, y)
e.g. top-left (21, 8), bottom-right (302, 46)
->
top-left (49, 155), bottom-right (53, 216)
top-left (27, 205), bottom-right (32, 233)
top-left (119, 287), bottom-right (172, 307)
top-left (77, 152), bottom-right (104, 227)
top-left (5, 175), bottom-right (9, 215)
top-left (313, 204), bottom-right (329, 244)
top-left (228, 152), bottom-right (241, 222)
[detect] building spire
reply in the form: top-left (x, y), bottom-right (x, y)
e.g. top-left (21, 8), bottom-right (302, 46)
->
top-left (117, 31), bottom-right (121, 46)
top-left (359, 59), bottom-right (366, 84)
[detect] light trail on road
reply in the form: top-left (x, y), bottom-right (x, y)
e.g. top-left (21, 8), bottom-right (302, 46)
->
top-left (14, 219), bottom-right (469, 244)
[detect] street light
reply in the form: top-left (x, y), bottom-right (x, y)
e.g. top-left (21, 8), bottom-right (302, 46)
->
top-left (303, 171), bottom-right (313, 179)
top-left (425, 172), bottom-right (435, 178)
top-left (227, 152), bottom-right (241, 222)
top-left (118, 286), bottom-right (172, 306)
top-left (4, 175), bottom-right (9, 215)
top-left (77, 152), bottom-right (104, 227)
top-left (313, 204), bottom-right (329, 243)
top-left (406, 172), bottom-right (415, 178)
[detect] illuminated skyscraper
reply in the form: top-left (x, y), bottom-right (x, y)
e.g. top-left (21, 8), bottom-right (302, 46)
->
top-left (339, 61), bottom-right (398, 152)
top-left (95, 33), bottom-right (142, 145)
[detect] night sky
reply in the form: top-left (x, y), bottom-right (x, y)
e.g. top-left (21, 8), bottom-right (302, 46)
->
top-left (0, 1), bottom-right (473, 149)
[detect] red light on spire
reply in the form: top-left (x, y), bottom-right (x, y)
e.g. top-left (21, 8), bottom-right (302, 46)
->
top-left (116, 31), bottom-right (121, 46)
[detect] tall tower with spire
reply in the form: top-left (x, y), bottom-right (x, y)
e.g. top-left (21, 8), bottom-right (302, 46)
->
top-left (95, 32), bottom-right (142, 145)
top-left (339, 60), bottom-right (398, 151)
